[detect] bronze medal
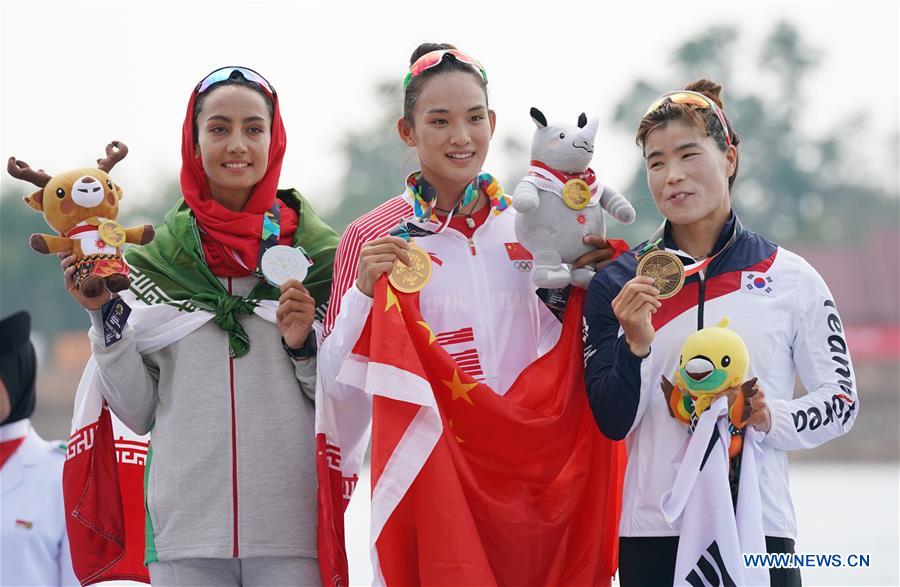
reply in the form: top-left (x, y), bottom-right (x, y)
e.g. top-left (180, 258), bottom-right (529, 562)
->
top-left (98, 220), bottom-right (126, 247)
top-left (561, 179), bottom-right (591, 210)
top-left (389, 241), bottom-right (433, 293)
top-left (636, 250), bottom-right (684, 299)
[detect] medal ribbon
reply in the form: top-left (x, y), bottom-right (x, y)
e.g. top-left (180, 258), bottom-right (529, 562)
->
top-left (680, 255), bottom-right (716, 277)
top-left (399, 171), bottom-right (509, 238)
top-left (65, 217), bottom-right (111, 238)
top-left (66, 224), bottom-right (100, 238)
top-left (641, 217), bottom-right (741, 276)
top-left (525, 161), bottom-right (601, 205)
top-left (528, 160), bottom-right (598, 189)
top-left (253, 201), bottom-right (281, 277)
top-left (665, 228), bottom-right (737, 276)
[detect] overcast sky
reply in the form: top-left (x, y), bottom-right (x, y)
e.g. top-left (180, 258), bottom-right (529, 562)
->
top-left (2, 0), bottom-right (897, 218)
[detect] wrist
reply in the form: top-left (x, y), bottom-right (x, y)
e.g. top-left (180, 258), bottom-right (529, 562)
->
top-left (282, 332), bottom-right (316, 359)
top-left (626, 339), bottom-right (651, 358)
top-left (758, 407), bottom-right (773, 434)
top-left (355, 278), bottom-right (374, 298)
top-left (282, 326), bottom-right (311, 349)
top-left (79, 294), bottom-right (110, 311)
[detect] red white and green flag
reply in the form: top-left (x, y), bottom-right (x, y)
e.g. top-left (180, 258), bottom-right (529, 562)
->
top-left (317, 279), bottom-right (626, 586)
top-left (63, 282), bottom-right (280, 585)
top-left (63, 290), bottom-right (156, 585)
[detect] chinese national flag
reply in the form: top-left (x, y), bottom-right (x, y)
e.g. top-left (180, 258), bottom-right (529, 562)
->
top-left (325, 279), bottom-right (625, 586)
top-left (504, 242), bottom-right (533, 261)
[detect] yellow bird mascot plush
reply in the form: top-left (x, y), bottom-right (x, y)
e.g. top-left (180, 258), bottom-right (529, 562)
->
top-left (661, 317), bottom-right (757, 458)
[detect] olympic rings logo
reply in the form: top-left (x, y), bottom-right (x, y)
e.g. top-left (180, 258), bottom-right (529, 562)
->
top-left (513, 261), bottom-right (533, 272)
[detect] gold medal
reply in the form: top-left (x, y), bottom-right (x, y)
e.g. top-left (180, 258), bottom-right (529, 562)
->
top-left (389, 241), bottom-right (432, 293)
top-left (561, 179), bottom-right (591, 210)
top-left (98, 220), bottom-right (126, 247)
top-left (636, 250), bottom-right (685, 299)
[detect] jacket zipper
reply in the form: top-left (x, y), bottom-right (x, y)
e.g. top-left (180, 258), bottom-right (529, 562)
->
top-left (463, 230), bottom-right (498, 387)
top-left (697, 269), bottom-right (707, 330)
top-left (227, 276), bottom-right (239, 557)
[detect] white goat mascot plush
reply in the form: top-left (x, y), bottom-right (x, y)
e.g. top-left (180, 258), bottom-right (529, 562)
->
top-left (513, 107), bottom-right (635, 288)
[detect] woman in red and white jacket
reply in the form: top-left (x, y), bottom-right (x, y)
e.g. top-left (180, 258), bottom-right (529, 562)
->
top-left (317, 43), bottom-right (620, 583)
top-left (320, 43), bottom-right (614, 392)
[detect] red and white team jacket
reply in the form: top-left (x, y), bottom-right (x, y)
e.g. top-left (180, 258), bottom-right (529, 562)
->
top-left (321, 189), bottom-right (562, 397)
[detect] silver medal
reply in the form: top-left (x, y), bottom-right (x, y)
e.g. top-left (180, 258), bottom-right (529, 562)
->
top-left (261, 245), bottom-right (311, 287)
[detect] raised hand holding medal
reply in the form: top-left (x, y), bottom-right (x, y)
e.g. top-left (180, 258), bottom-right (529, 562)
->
top-left (261, 245), bottom-right (312, 287)
top-left (635, 237), bottom-right (721, 300)
top-left (256, 204), bottom-right (316, 350)
top-left (636, 245), bottom-right (685, 299)
top-left (388, 240), bottom-right (432, 293)
top-left (264, 246), bottom-right (316, 350)
top-left (355, 235), bottom-right (413, 298)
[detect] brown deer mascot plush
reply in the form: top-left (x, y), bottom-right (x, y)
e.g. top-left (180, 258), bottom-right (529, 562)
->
top-left (7, 141), bottom-right (155, 298)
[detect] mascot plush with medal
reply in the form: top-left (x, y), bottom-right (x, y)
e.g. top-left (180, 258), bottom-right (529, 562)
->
top-left (7, 141), bottom-right (155, 297)
top-left (661, 317), bottom-right (758, 458)
top-left (512, 107), bottom-right (635, 288)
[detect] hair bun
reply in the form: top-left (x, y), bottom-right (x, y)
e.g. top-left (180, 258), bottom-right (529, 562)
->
top-left (684, 78), bottom-right (725, 109)
top-left (409, 42), bottom-right (457, 65)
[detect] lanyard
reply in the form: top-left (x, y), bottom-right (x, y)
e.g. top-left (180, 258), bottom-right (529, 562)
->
top-left (252, 201), bottom-right (282, 277)
top-left (643, 217), bottom-right (740, 277)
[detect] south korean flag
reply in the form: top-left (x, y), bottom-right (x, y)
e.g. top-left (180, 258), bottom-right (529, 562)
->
top-left (661, 397), bottom-right (770, 586)
top-left (741, 271), bottom-right (775, 297)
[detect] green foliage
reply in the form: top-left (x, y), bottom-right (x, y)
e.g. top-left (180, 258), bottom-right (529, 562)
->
top-left (611, 21), bottom-right (898, 246)
top-left (322, 82), bottom-right (416, 234)
top-left (0, 183), bottom-right (84, 334)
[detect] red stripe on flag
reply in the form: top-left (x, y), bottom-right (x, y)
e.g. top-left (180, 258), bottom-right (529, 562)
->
top-left (63, 406), bottom-right (149, 584)
top-left (437, 327), bottom-right (476, 346)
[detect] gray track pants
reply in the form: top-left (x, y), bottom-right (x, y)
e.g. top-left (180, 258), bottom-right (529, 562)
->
top-left (148, 556), bottom-right (321, 586)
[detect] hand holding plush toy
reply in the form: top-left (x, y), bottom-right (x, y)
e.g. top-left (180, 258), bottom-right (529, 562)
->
top-left (7, 141), bottom-right (155, 298)
top-left (512, 107), bottom-right (635, 289)
top-left (661, 317), bottom-right (762, 458)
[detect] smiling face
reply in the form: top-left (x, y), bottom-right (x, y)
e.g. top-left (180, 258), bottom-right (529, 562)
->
top-left (398, 71), bottom-right (495, 191)
top-left (195, 85), bottom-right (272, 211)
top-left (531, 118), bottom-right (597, 174)
top-left (644, 120), bottom-right (736, 228)
top-left (23, 168), bottom-right (123, 234)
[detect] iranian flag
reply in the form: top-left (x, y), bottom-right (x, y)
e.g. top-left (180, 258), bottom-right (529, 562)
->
top-left (63, 364), bottom-right (150, 585)
top-left (317, 279), bottom-right (625, 586)
top-left (62, 286), bottom-right (235, 586)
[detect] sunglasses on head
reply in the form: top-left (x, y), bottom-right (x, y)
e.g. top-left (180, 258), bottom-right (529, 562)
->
top-left (644, 90), bottom-right (731, 146)
top-left (196, 66), bottom-right (276, 97)
top-left (403, 49), bottom-right (488, 89)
